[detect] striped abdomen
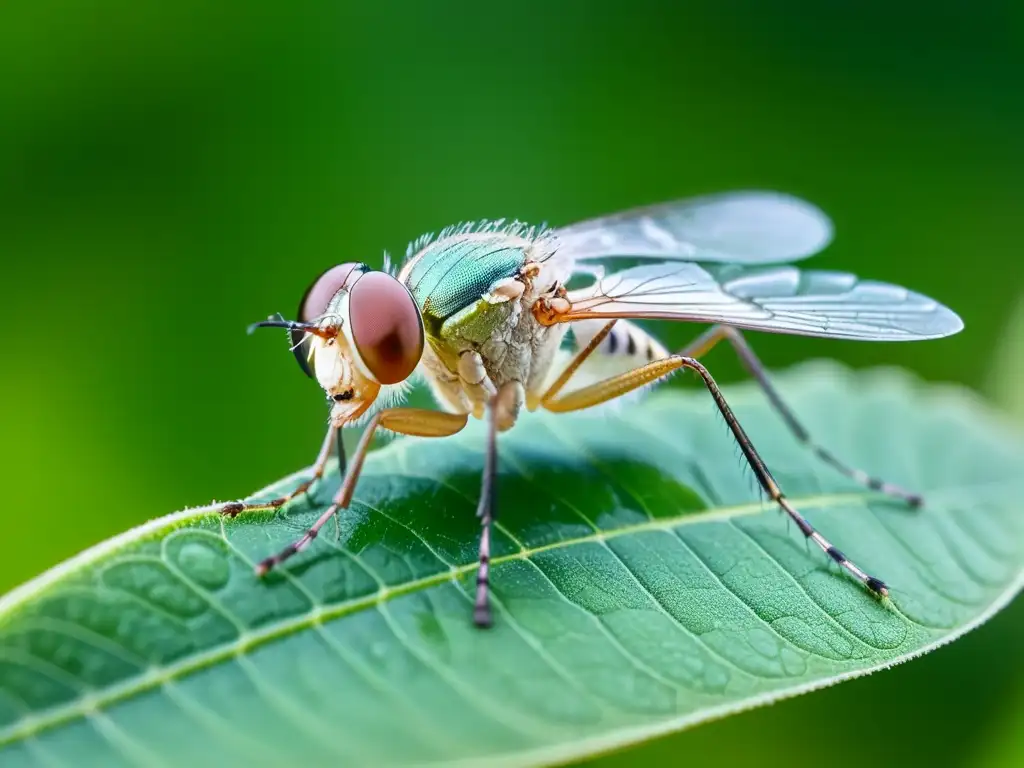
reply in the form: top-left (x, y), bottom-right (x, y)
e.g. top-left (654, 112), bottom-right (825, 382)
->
top-left (569, 318), bottom-right (669, 366)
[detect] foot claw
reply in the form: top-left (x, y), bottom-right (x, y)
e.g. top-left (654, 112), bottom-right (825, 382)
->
top-left (473, 605), bottom-right (493, 629)
top-left (866, 576), bottom-right (889, 598)
top-left (221, 502), bottom-right (244, 517)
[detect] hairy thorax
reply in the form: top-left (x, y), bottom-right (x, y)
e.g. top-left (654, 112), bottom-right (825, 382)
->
top-left (399, 227), bottom-right (571, 430)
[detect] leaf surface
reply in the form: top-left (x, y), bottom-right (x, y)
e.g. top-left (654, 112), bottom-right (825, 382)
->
top-left (1, 362), bottom-right (1022, 768)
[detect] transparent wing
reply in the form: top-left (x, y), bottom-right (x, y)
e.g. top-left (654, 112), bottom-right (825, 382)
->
top-left (561, 262), bottom-right (964, 341)
top-left (554, 190), bottom-right (834, 265)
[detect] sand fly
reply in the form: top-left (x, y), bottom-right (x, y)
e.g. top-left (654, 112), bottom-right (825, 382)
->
top-left (222, 191), bottom-right (963, 627)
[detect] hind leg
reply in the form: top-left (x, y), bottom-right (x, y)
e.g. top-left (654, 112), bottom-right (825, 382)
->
top-left (678, 325), bottom-right (922, 506)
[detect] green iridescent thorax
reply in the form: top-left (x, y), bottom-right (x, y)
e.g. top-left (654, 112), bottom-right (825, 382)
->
top-left (404, 235), bottom-right (527, 326)
top-left (401, 233), bottom-right (530, 370)
top-left (401, 234), bottom-right (528, 361)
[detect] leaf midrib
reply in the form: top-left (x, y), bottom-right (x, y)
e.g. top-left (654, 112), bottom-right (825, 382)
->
top-left (0, 484), bottom-right (1005, 748)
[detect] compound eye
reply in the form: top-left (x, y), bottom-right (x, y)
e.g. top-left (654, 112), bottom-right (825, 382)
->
top-left (348, 272), bottom-right (424, 385)
top-left (291, 263), bottom-right (365, 377)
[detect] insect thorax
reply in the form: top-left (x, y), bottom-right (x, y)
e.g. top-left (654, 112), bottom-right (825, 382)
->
top-left (398, 225), bottom-right (570, 416)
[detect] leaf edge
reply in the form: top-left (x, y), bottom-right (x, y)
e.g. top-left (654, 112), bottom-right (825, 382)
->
top-left (2, 361), bottom-right (1023, 767)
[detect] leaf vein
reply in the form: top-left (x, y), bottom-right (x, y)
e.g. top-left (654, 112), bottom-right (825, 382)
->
top-left (1, 485), bottom-right (1017, 750)
top-left (669, 528), bottom-right (812, 665)
top-left (726, 518), bottom-right (883, 655)
top-left (373, 602), bottom-right (562, 741)
top-left (525, 555), bottom-right (688, 695)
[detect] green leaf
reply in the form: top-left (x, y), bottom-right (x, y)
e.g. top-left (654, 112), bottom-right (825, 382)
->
top-left (1, 362), bottom-right (1022, 768)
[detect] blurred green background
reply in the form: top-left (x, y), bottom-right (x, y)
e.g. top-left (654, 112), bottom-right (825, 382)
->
top-left (1, 1), bottom-right (1021, 765)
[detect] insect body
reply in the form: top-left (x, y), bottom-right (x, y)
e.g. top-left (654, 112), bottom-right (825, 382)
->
top-left (400, 225), bottom-right (567, 426)
top-left (225, 191), bottom-right (963, 628)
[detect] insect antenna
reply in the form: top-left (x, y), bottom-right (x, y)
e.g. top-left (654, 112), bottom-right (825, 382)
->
top-left (247, 314), bottom-right (338, 340)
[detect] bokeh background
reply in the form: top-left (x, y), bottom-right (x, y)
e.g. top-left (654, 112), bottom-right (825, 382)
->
top-left (2, 1), bottom-right (1022, 765)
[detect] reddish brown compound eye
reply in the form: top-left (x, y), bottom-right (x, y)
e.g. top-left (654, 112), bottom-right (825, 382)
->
top-left (291, 263), bottom-right (367, 377)
top-left (348, 271), bottom-right (424, 385)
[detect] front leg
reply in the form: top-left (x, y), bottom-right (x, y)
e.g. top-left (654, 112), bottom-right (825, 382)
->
top-left (253, 408), bottom-right (470, 575)
top-left (458, 350), bottom-right (497, 419)
top-left (220, 424), bottom-right (339, 518)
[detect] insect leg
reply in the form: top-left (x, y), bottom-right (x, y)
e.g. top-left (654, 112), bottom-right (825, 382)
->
top-left (473, 398), bottom-right (499, 628)
top-left (254, 408), bottom-right (469, 575)
top-left (336, 425), bottom-right (348, 477)
top-left (543, 356), bottom-right (889, 597)
top-left (538, 319), bottom-right (619, 404)
top-left (678, 325), bottom-right (922, 507)
top-left (220, 424), bottom-right (338, 518)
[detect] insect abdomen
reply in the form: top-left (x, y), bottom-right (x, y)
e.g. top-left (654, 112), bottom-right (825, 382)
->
top-left (401, 235), bottom-right (527, 334)
top-left (571, 318), bottom-right (669, 364)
